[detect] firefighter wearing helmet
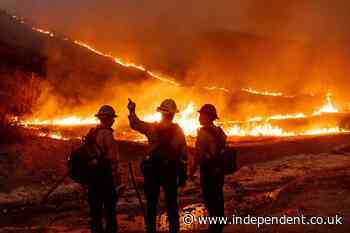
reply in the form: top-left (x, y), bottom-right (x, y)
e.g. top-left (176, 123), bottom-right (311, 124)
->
top-left (86, 105), bottom-right (120, 233)
top-left (189, 104), bottom-right (227, 233)
top-left (95, 105), bottom-right (118, 118)
top-left (156, 98), bottom-right (180, 114)
top-left (127, 98), bottom-right (187, 233)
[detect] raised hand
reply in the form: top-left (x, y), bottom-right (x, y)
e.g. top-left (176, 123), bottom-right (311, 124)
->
top-left (128, 98), bottom-right (136, 112)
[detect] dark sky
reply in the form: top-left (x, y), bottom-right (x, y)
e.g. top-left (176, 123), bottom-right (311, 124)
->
top-left (2, 0), bottom-right (350, 41)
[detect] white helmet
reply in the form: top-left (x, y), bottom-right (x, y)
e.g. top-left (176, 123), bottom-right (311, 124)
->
top-left (157, 99), bottom-right (179, 114)
top-left (95, 105), bottom-right (117, 118)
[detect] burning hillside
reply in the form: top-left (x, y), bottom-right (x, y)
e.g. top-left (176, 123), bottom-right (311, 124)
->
top-left (2, 11), bottom-right (350, 142)
top-left (13, 92), bottom-right (350, 141)
top-left (2, 4), bottom-right (350, 233)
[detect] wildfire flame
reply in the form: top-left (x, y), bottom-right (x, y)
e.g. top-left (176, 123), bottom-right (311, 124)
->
top-left (143, 102), bottom-right (200, 136)
top-left (18, 96), bottom-right (349, 140)
top-left (204, 86), bottom-right (230, 93)
top-left (225, 124), bottom-right (348, 137)
top-left (9, 13), bottom-right (350, 140)
top-left (244, 113), bottom-right (306, 123)
top-left (20, 116), bottom-right (98, 126)
top-left (32, 27), bottom-right (54, 37)
top-left (268, 113), bottom-right (306, 120)
top-left (38, 132), bottom-right (69, 141)
top-left (225, 93), bottom-right (346, 137)
top-left (226, 123), bottom-right (293, 137)
top-left (73, 40), bottom-right (180, 86)
top-left (242, 88), bottom-right (294, 97)
top-left (12, 12), bottom-right (179, 87)
top-left (313, 92), bottom-right (339, 115)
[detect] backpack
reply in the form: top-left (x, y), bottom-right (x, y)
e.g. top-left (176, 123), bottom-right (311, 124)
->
top-left (67, 128), bottom-right (103, 185)
top-left (204, 126), bottom-right (238, 176)
top-left (140, 123), bottom-right (187, 183)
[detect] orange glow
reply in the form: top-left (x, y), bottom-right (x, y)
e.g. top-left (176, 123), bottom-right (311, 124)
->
top-left (9, 14), bottom-right (350, 140)
top-left (226, 123), bottom-right (295, 137)
top-left (246, 113), bottom-right (307, 122)
top-left (226, 124), bottom-right (348, 137)
top-left (303, 127), bottom-right (347, 135)
top-left (32, 27), bottom-right (54, 37)
top-left (18, 99), bottom-right (350, 140)
top-left (142, 103), bottom-right (200, 136)
top-left (73, 40), bottom-right (180, 86)
top-left (175, 103), bottom-right (200, 136)
top-left (142, 112), bottom-right (162, 123)
top-left (38, 132), bottom-right (69, 141)
top-left (247, 116), bottom-right (264, 122)
top-left (15, 12), bottom-right (179, 87)
top-left (20, 116), bottom-right (98, 126)
top-left (268, 113), bottom-right (306, 120)
top-left (204, 86), bottom-right (230, 93)
top-left (313, 92), bottom-right (339, 115)
top-left (242, 88), bottom-right (291, 97)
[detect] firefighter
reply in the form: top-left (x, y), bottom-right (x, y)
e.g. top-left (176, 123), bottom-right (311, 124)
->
top-left (127, 98), bottom-right (187, 233)
top-left (189, 104), bottom-right (227, 233)
top-left (87, 105), bottom-right (120, 233)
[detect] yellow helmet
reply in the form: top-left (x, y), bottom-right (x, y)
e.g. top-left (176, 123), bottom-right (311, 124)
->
top-left (95, 105), bottom-right (117, 118)
top-left (157, 99), bottom-right (179, 114)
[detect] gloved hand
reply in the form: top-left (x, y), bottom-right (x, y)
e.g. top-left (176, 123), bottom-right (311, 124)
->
top-left (127, 98), bottom-right (136, 112)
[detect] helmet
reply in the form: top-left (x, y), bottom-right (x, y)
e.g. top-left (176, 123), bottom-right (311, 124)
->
top-left (198, 104), bottom-right (219, 120)
top-left (95, 105), bottom-right (117, 118)
top-left (157, 99), bottom-right (179, 114)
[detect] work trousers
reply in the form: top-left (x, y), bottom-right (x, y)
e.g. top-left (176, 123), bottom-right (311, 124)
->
top-left (87, 168), bottom-right (117, 233)
top-left (200, 164), bottom-right (225, 233)
top-left (144, 170), bottom-right (180, 233)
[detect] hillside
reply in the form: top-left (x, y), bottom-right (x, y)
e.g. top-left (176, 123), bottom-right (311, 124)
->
top-left (0, 10), bottom-right (163, 121)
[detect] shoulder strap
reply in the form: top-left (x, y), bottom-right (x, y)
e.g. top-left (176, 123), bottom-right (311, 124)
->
top-left (83, 128), bottom-right (97, 144)
top-left (203, 126), bottom-right (226, 155)
top-left (83, 127), bottom-right (109, 155)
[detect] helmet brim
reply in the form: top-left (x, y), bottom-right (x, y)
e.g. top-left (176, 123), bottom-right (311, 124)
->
top-left (197, 110), bottom-right (219, 119)
top-left (95, 113), bottom-right (118, 118)
top-left (157, 106), bottom-right (179, 114)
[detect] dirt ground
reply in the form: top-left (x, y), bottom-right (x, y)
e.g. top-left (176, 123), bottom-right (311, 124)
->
top-left (1, 133), bottom-right (350, 232)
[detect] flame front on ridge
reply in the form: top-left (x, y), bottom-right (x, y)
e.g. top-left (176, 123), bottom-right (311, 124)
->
top-left (9, 13), bottom-right (350, 140)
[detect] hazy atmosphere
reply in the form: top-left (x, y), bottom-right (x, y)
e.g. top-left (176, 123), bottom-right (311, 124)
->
top-left (2, 0), bottom-right (350, 95)
top-left (1, 2), bottom-right (350, 233)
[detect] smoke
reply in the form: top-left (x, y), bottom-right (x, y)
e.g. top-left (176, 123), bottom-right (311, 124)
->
top-left (3, 0), bottom-right (350, 121)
